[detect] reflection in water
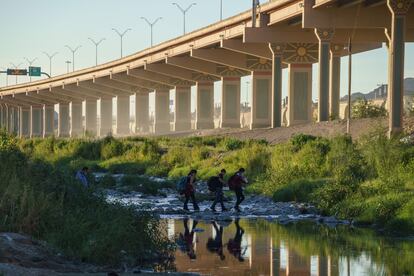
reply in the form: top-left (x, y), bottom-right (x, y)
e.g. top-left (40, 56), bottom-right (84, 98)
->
top-left (169, 218), bottom-right (414, 275)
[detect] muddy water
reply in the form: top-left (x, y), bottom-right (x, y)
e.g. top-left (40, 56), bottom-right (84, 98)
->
top-left (166, 218), bottom-right (414, 276)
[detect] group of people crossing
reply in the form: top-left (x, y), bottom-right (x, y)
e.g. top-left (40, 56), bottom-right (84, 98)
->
top-left (179, 168), bottom-right (248, 213)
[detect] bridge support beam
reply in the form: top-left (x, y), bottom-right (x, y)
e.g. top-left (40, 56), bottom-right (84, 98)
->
top-left (220, 77), bottom-right (241, 128)
top-left (316, 29), bottom-right (335, 122)
top-left (19, 107), bottom-right (31, 137)
top-left (85, 100), bottom-right (97, 136)
top-left (250, 71), bottom-right (272, 129)
top-left (135, 92), bottom-right (150, 133)
top-left (195, 82), bottom-right (215, 130)
top-left (115, 96), bottom-right (130, 135)
top-left (174, 86), bottom-right (191, 131)
top-left (30, 106), bottom-right (43, 137)
top-left (269, 43), bottom-right (285, 128)
top-left (330, 45), bottom-right (342, 120)
top-left (70, 102), bottom-right (83, 137)
top-left (288, 64), bottom-right (313, 126)
top-left (99, 98), bottom-right (113, 137)
top-left (43, 105), bottom-right (55, 138)
top-left (387, 0), bottom-right (412, 136)
top-left (154, 89), bottom-right (170, 133)
top-left (58, 103), bottom-right (70, 137)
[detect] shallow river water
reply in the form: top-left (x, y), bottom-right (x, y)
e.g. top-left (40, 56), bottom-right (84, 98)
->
top-left (165, 218), bottom-right (414, 276)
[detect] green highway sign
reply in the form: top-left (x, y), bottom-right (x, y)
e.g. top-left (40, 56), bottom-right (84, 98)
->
top-left (7, 69), bottom-right (27, 76)
top-left (29, 66), bottom-right (41, 77)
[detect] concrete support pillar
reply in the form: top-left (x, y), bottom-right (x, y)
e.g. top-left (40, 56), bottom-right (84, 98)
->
top-left (153, 89), bottom-right (170, 133)
top-left (220, 77), bottom-right (241, 128)
top-left (30, 106), bottom-right (43, 137)
top-left (287, 64), bottom-right (313, 126)
top-left (269, 43), bottom-right (286, 128)
top-left (70, 102), bottom-right (82, 137)
top-left (85, 99), bottom-right (97, 136)
top-left (329, 45), bottom-right (342, 120)
top-left (4, 105), bottom-right (9, 132)
top-left (195, 82), bottom-right (215, 129)
top-left (115, 96), bottom-right (130, 135)
top-left (43, 105), bottom-right (55, 137)
top-left (99, 98), bottom-right (113, 137)
top-left (0, 104), bottom-right (4, 130)
top-left (19, 107), bottom-right (31, 137)
top-left (387, 0), bottom-right (411, 136)
top-left (135, 92), bottom-right (150, 133)
top-left (250, 71), bottom-right (272, 129)
top-left (58, 103), bottom-right (70, 137)
top-left (174, 86), bottom-right (191, 131)
top-left (315, 29), bottom-right (335, 122)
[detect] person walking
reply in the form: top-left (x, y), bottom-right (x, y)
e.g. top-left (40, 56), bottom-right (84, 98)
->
top-left (229, 168), bottom-right (248, 212)
top-left (210, 169), bottom-right (228, 212)
top-left (183, 169), bottom-right (200, 212)
top-left (75, 167), bottom-right (90, 188)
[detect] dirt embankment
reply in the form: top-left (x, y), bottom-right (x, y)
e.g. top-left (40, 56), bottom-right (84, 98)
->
top-left (156, 117), bottom-right (414, 144)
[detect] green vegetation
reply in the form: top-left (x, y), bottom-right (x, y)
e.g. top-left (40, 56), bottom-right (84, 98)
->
top-left (0, 131), bottom-right (172, 268)
top-left (352, 98), bottom-right (387, 119)
top-left (3, 128), bottom-right (414, 236)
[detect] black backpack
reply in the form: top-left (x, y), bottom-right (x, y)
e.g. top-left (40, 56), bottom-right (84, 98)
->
top-left (207, 176), bottom-right (220, 192)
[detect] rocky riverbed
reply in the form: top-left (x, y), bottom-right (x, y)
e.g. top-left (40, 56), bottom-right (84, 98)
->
top-left (102, 175), bottom-right (350, 227)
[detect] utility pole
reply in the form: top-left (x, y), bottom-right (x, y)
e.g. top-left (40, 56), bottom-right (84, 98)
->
top-left (112, 28), bottom-right (131, 58)
top-left (9, 62), bottom-right (23, 85)
top-left (65, 61), bottom-right (72, 74)
top-left (140, 17), bottom-right (162, 47)
top-left (220, 0), bottom-right (223, 21)
top-left (88, 37), bottom-right (105, 66)
top-left (24, 57), bottom-right (37, 82)
top-left (347, 38), bottom-right (352, 135)
top-left (172, 2), bottom-right (196, 35)
top-left (42, 52), bottom-right (58, 77)
top-left (252, 0), bottom-right (260, 28)
top-left (65, 45), bottom-right (82, 72)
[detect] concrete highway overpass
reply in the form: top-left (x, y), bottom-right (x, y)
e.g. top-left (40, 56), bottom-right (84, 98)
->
top-left (0, 0), bottom-right (412, 138)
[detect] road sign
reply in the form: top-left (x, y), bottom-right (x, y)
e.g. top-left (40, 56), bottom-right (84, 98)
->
top-left (7, 69), bottom-right (27, 76)
top-left (29, 66), bottom-right (41, 77)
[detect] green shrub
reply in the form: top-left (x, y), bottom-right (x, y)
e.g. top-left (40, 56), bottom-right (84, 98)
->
top-left (272, 179), bottom-right (325, 202)
top-left (352, 98), bottom-right (387, 119)
top-left (291, 134), bottom-right (317, 152)
top-left (221, 138), bottom-right (244, 151)
top-left (101, 137), bottom-right (125, 160)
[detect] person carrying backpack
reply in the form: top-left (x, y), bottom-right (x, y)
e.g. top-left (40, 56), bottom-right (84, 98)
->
top-left (210, 169), bottom-right (228, 212)
top-left (183, 169), bottom-right (200, 212)
top-left (228, 168), bottom-right (248, 212)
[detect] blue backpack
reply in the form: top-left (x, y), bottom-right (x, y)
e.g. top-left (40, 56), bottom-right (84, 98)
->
top-left (176, 176), bottom-right (188, 193)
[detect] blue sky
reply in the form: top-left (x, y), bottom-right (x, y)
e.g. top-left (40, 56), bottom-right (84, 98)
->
top-left (0, 0), bottom-right (413, 104)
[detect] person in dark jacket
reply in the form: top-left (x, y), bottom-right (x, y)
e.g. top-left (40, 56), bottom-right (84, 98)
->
top-left (232, 168), bottom-right (248, 212)
top-left (210, 169), bottom-right (228, 212)
top-left (183, 169), bottom-right (200, 211)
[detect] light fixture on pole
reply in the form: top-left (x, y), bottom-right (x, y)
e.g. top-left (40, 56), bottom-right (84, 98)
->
top-left (24, 57), bottom-right (38, 82)
top-left (140, 17), bottom-right (162, 47)
top-left (88, 37), bottom-right (105, 66)
top-left (9, 62), bottom-right (23, 85)
top-left (42, 52), bottom-right (58, 77)
top-left (65, 61), bottom-right (72, 74)
top-left (346, 37), bottom-right (352, 134)
top-left (112, 28), bottom-right (132, 58)
top-left (172, 2), bottom-right (197, 35)
top-left (65, 45), bottom-right (82, 72)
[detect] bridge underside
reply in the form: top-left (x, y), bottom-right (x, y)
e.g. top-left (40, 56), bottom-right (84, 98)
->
top-left (1, 0), bottom-right (412, 137)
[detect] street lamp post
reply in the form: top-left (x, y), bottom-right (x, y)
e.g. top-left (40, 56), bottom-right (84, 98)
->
top-left (172, 2), bottom-right (196, 35)
top-left (65, 45), bottom-right (82, 72)
top-left (10, 62), bottom-right (23, 85)
top-left (112, 28), bottom-right (131, 58)
top-left (42, 52), bottom-right (58, 77)
top-left (140, 17), bottom-right (162, 47)
top-left (24, 57), bottom-right (38, 82)
top-left (220, 0), bottom-right (223, 21)
top-left (88, 37), bottom-right (105, 66)
top-left (65, 61), bottom-right (72, 74)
